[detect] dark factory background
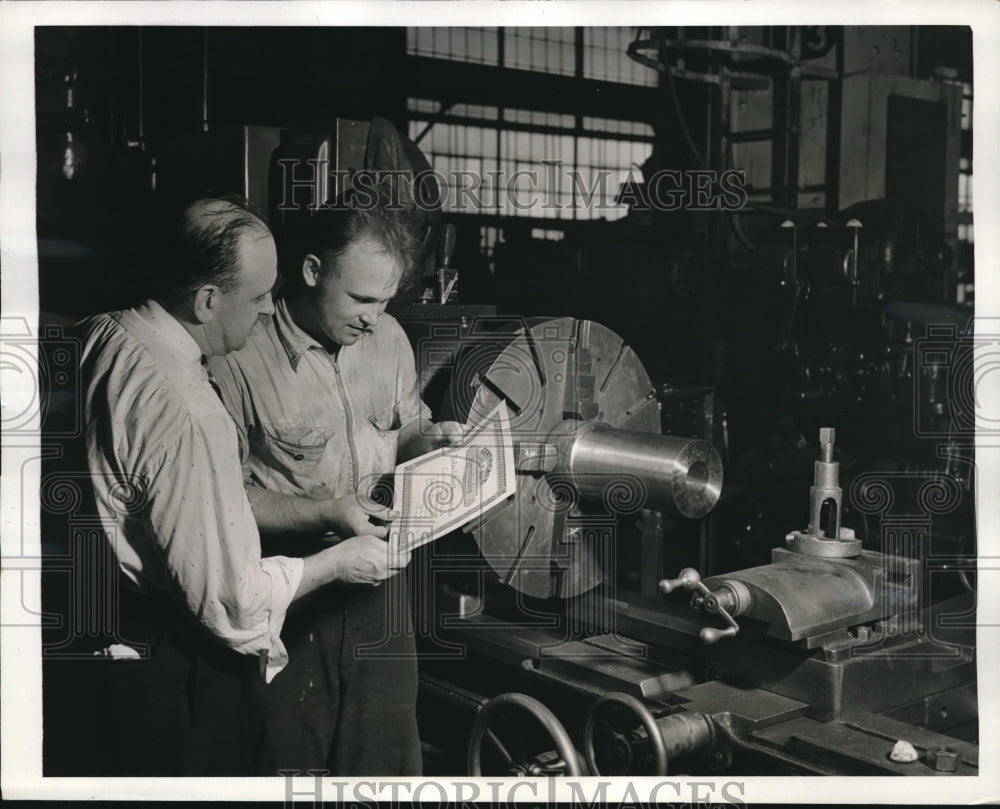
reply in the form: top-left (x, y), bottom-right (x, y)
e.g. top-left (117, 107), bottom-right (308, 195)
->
top-left (36, 25), bottom-right (980, 776)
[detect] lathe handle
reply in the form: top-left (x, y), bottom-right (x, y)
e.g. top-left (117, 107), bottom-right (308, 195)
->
top-left (658, 567), bottom-right (740, 644)
top-left (658, 568), bottom-right (702, 595)
top-left (700, 626), bottom-right (739, 644)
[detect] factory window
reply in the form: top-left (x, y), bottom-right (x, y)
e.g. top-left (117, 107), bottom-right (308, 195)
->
top-left (408, 98), bottom-right (499, 122)
top-left (408, 27), bottom-right (658, 86)
top-left (406, 28), bottom-right (657, 222)
top-left (408, 113), bottom-right (651, 221)
top-left (408, 99), bottom-right (653, 222)
top-left (582, 27), bottom-right (657, 86)
top-left (407, 27), bottom-right (499, 65)
top-left (408, 27), bottom-right (579, 76)
top-left (582, 116), bottom-right (655, 138)
top-left (498, 129), bottom-right (577, 219)
top-left (576, 136), bottom-right (651, 211)
top-left (504, 107), bottom-right (576, 130)
top-left (503, 27), bottom-right (576, 76)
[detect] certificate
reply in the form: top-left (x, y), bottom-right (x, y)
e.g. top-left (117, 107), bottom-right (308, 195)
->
top-left (388, 401), bottom-right (516, 554)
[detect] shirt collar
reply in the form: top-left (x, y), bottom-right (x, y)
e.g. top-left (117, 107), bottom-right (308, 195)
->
top-left (273, 297), bottom-right (326, 370)
top-left (133, 299), bottom-right (204, 370)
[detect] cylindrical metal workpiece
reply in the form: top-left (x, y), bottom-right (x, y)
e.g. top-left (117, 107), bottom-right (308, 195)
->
top-left (813, 460), bottom-right (840, 488)
top-left (706, 578), bottom-right (754, 617)
top-left (551, 421), bottom-right (723, 519)
top-left (809, 461), bottom-right (842, 538)
top-left (653, 711), bottom-right (715, 759)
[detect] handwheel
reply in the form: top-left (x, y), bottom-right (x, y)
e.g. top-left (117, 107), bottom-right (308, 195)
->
top-left (467, 692), bottom-right (583, 776)
top-left (584, 693), bottom-right (669, 776)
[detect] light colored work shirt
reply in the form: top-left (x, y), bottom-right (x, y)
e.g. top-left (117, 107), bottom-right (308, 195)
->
top-left (81, 300), bottom-right (304, 682)
top-left (209, 298), bottom-right (430, 501)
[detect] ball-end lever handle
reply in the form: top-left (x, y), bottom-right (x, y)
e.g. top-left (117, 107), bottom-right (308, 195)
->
top-left (658, 568), bottom-right (705, 596)
top-left (700, 625), bottom-right (739, 644)
top-left (659, 568), bottom-right (740, 645)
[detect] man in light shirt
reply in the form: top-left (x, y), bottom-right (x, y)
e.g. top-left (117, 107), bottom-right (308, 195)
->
top-left (210, 187), bottom-right (462, 775)
top-left (80, 195), bottom-right (407, 775)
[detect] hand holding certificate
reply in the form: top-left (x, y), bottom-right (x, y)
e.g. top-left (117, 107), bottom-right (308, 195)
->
top-left (388, 401), bottom-right (516, 556)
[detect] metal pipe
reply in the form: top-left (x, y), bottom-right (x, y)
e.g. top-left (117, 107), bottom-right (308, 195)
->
top-left (550, 420), bottom-right (723, 519)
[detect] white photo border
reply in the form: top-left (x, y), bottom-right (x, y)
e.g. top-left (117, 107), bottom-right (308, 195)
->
top-left (3, 1), bottom-right (999, 803)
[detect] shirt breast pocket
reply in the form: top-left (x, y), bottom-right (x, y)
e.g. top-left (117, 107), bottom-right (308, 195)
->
top-left (366, 404), bottom-right (401, 477)
top-left (262, 425), bottom-right (333, 491)
top-left (368, 403), bottom-right (401, 434)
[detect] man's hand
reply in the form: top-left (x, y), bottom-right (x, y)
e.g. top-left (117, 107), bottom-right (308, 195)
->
top-left (321, 493), bottom-right (398, 539)
top-left (398, 419), bottom-right (465, 461)
top-left (425, 420), bottom-right (465, 447)
top-left (329, 535), bottom-right (411, 585)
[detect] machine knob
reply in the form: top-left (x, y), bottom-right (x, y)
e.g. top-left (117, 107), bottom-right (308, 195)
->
top-left (658, 568), bottom-right (701, 595)
top-left (658, 567), bottom-right (741, 644)
top-left (700, 626), bottom-right (739, 644)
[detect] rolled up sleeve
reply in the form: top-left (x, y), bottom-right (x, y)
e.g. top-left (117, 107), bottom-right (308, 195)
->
top-left (141, 414), bottom-right (303, 682)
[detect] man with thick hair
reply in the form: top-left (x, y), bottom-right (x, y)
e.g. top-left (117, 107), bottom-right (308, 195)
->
top-left (210, 185), bottom-right (462, 775)
top-left (80, 195), bottom-right (408, 775)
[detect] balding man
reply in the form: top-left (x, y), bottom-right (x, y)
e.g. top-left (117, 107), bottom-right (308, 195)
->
top-left (79, 196), bottom-right (407, 775)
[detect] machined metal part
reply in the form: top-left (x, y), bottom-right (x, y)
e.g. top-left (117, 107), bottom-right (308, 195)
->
top-left (442, 317), bottom-right (722, 600)
top-left (703, 579), bottom-right (753, 618)
top-left (808, 427), bottom-right (843, 539)
top-left (785, 526), bottom-right (861, 557)
top-left (926, 747), bottom-right (959, 772)
top-left (704, 547), bottom-right (921, 642)
top-left (584, 696), bottom-right (715, 777)
top-left (661, 532), bottom-right (922, 644)
top-left (786, 426), bottom-right (862, 558)
top-left (549, 420), bottom-right (723, 520)
top-left (653, 710), bottom-right (715, 760)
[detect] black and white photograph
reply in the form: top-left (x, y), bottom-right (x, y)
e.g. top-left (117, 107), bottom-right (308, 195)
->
top-left (2, 2), bottom-right (999, 804)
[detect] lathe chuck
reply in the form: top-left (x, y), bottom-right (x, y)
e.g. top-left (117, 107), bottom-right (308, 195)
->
top-left (441, 317), bottom-right (722, 600)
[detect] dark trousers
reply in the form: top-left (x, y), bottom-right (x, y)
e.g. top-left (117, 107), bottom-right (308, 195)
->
top-left (47, 586), bottom-right (254, 776)
top-left (245, 569), bottom-right (421, 777)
